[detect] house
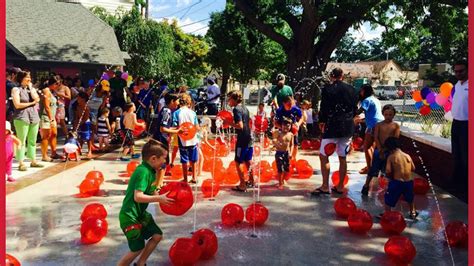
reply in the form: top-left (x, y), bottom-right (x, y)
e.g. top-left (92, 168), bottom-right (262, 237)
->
top-left (6, 0), bottom-right (128, 83)
top-left (326, 60), bottom-right (418, 87)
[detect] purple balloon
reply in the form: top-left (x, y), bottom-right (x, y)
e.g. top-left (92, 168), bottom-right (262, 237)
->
top-left (426, 92), bottom-right (436, 104)
top-left (121, 72), bottom-right (129, 80)
top-left (420, 87), bottom-right (431, 99)
top-left (101, 73), bottom-right (109, 81)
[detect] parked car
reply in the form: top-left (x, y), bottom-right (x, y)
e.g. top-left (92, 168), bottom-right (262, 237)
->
top-left (375, 85), bottom-right (413, 100)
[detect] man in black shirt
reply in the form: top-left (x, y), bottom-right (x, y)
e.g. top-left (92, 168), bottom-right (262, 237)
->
top-left (312, 68), bottom-right (358, 195)
top-left (227, 90), bottom-right (254, 192)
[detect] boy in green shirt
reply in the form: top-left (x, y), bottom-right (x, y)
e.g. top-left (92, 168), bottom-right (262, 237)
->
top-left (118, 139), bottom-right (174, 266)
top-left (271, 73), bottom-right (294, 108)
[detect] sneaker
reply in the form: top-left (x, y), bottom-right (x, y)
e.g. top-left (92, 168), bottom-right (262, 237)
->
top-left (131, 153), bottom-right (141, 159)
top-left (361, 185), bottom-right (369, 196)
top-left (120, 157), bottom-right (131, 161)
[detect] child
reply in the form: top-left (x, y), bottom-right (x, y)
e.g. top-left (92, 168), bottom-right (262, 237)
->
top-left (301, 100), bottom-right (314, 138)
top-left (63, 131), bottom-right (81, 162)
top-left (272, 117), bottom-right (294, 190)
top-left (172, 93), bottom-right (200, 183)
top-left (97, 108), bottom-right (112, 151)
top-left (121, 102), bottom-right (145, 161)
top-left (117, 139), bottom-right (174, 266)
top-left (110, 106), bottom-right (124, 145)
top-left (381, 137), bottom-right (417, 219)
top-left (257, 102), bottom-right (267, 118)
top-left (227, 90), bottom-right (254, 192)
top-left (275, 96), bottom-right (303, 160)
top-left (74, 92), bottom-right (93, 159)
top-left (151, 93), bottom-right (181, 188)
top-left (361, 104), bottom-right (400, 195)
top-left (6, 121), bottom-right (21, 182)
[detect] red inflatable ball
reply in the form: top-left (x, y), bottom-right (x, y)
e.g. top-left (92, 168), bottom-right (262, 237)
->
top-left (331, 171), bottom-right (349, 187)
top-left (216, 143), bottom-right (230, 157)
top-left (253, 115), bottom-right (269, 133)
top-left (79, 178), bottom-right (100, 196)
top-left (212, 167), bottom-right (226, 184)
top-left (126, 161), bottom-right (140, 177)
top-left (192, 228), bottom-right (218, 259)
top-left (178, 122), bottom-right (197, 141)
top-left (80, 217), bottom-right (108, 244)
top-left (80, 203), bottom-right (108, 221)
top-left (169, 165), bottom-right (184, 180)
top-left (245, 203), bottom-right (269, 226)
top-left (201, 179), bottom-right (220, 198)
top-left (169, 238), bottom-right (202, 266)
top-left (413, 177), bottom-right (430, 195)
top-left (6, 254), bottom-right (21, 266)
top-left (380, 211), bottom-right (406, 235)
top-left (296, 161), bottom-right (313, 179)
top-left (217, 110), bottom-right (233, 129)
top-left (334, 197), bottom-right (357, 219)
top-left (203, 157), bottom-right (223, 172)
top-left (301, 140), bottom-right (312, 150)
top-left (85, 170), bottom-right (104, 185)
top-left (310, 139), bottom-right (321, 150)
top-left (347, 209), bottom-right (373, 234)
top-left (260, 167), bottom-right (274, 183)
top-left (324, 143), bottom-right (336, 156)
top-left (221, 203), bottom-right (244, 226)
top-left (289, 160), bottom-right (298, 178)
top-left (384, 236), bottom-right (417, 264)
top-left (352, 137), bottom-right (364, 151)
top-left (378, 176), bottom-right (388, 189)
top-left (132, 119), bottom-right (146, 137)
top-left (445, 221), bottom-right (468, 247)
top-left (159, 182), bottom-right (194, 216)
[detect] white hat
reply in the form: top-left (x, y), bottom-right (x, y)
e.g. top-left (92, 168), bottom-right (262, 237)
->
top-left (6, 121), bottom-right (12, 134)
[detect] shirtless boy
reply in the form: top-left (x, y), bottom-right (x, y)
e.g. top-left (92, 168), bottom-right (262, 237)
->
top-left (121, 102), bottom-right (145, 161)
top-left (273, 117), bottom-right (294, 190)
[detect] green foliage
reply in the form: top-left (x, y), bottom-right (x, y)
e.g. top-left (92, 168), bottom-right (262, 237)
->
top-left (440, 120), bottom-right (452, 139)
top-left (421, 118), bottom-right (434, 134)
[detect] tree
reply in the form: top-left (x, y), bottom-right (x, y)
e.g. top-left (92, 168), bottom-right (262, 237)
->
top-left (233, 0), bottom-right (468, 88)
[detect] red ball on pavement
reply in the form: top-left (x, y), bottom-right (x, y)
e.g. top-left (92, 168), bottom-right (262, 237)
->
top-left (85, 170), bottom-right (104, 185)
top-left (221, 203), bottom-right (244, 226)
top-left (80, 203), bottom-right (108, 221)
top-left (380, 211), bottom-right (406, 235)
top-left (245, 203), bottom-right (269, 226)
top-left (445, 221), bottom-right (468, 247)
top-left (334, 197), bottom-right (357, 219)
top-left (159, 182), bottom-right (194, 216)
top-left (310, 139), bottom-right (321, 150)
top-left (296, 162), bottom-right (313, 179)
top-left (324, 143), bottom-right (336, 156)
top-left (212, 167), bottom-right (226, 184)
top-left (260, 167), bottom-right (274, 183)
top-left (201, 179), bottom-right (220, 198)
top-left (126, 161), bottom-right (140, 177)
top-left (384, 236), bottom-right (417, 264)
top-left (80, 217), bottom-right (108, 244)
top-left (347, 209), bottom-right (373, 234)
top-left (79, 178), bottom-right (100, 196)
top-left (413, 177), bottom-right (430, 195)
top-left (331, 171), bottom-right (349, 187)
top-left (169, 238), bottom-right (202, 265)
top-left (203, 157), bottom-right (223, 172)
top-left (6, 254), bottom-right (21, 266)
top-left (301, 140), bottom-right (312, 150)
top-left (253, 115), bottom-right (269, 133)
top-left (192, 228), bottom-right (218, 259)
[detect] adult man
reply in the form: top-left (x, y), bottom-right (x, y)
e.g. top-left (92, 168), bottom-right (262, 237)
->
top-left (206, 77), bottom-right (220, 115)
top-left (109, 70), bottom-right (127, 109)
top-left (312, 68), bottom-right (358, 195)
top-left (451, 60), bottom-right (468, 199)
top-left (270, 73), bottom-right (293, 109)
top-left (6, 67), bottom-right (21, 123)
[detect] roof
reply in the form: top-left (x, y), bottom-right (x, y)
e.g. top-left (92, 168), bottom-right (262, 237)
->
top-left (357, 60), bottom-right (401, 73)
top-left (6, 0), bottom-right (125, 66)
top-left (326, 62), bottom-right (374, 79)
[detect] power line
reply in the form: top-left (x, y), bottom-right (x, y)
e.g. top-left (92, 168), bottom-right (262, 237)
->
top-left (189, 25), bottom-right (209, 34)
top-left (180, 17), bottom-right (210, 28)
top-left (180, 0), bottom-right (202, 19)
top-left (155, 0), bottom-right (202, 19)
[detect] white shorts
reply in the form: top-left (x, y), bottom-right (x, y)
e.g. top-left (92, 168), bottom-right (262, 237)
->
top-left (320, 137), bottom-right (352, 157)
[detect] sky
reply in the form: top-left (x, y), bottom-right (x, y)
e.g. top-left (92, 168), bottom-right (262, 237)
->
top-left (149, 0), bottom-right (384, 39)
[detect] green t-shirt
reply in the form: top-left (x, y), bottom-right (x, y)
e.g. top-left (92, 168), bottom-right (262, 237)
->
top-left (271, 85), bottom-right (293, 107)
top-left (119, 161), bottom-right (157, 228)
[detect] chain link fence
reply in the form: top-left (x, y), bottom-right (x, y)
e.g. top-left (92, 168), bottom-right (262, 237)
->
top-left (380, 87), bottom-right (452, 139)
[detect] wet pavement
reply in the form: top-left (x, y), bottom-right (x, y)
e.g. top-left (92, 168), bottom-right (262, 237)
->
top-left (6, 139), bottom-right (468, 265)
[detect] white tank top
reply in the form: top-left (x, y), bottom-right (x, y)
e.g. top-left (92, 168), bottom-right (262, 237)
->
top-left (305, 109), bottom-right (313, 124)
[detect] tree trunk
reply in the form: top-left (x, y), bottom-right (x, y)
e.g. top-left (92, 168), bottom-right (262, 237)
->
top-left (220, 70), bottom-right (230, 109)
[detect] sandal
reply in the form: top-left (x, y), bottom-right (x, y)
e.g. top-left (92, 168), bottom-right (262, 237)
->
top-left (189, 180), bottom-right (197, 184)
top-left (231, 186), bottom-right (247, 192)
top-left (310, 188), bottom-right (330, 196)
top-left (30, 162), bottom-right (44, 168)
top-left (41, 157), bottom-right (53, 162)
top-left (18, 164), bottom-right (27, 171)
top-left (331, 187), bottom-right (344, 194)
top-left (407, 211), bottom-right (419, 220)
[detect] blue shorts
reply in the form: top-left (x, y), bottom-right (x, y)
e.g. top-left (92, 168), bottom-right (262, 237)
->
top-left (179, 145), bottom-right (198, 163)
top-left (384, 179), bottom-right (414, 207)
top-left (368, 149), bottom-right (389, 177)
top-left (235, 146), bottom-right (253, 163)
top-left (275, 151), bottom-right (289, 173)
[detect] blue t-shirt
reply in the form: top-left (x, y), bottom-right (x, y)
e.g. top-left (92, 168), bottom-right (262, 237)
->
top-left (275, 106), bottom-right (303, 124)
top-left (153, 107), bottom-right (173, 144)
top-left (361, 96), bottom-right (384, 129)
top-left (138, 89), bottom-right (153, 107)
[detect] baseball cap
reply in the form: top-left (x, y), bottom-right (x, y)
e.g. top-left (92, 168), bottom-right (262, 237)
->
top-left (276, 73), bottom-right (286, 81)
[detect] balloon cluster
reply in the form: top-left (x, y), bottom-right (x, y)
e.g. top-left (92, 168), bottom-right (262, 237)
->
top-left (270, 159), bottom-right (313, 180)
top-left (221, 203), bottom-right (269, 226)
top-left (80, 203), bottom-right (108, 244)
top-left (169, 228), bottom-right (218, 265)
top-left (78, 170), bottom-right (104, 197)
top-left (412, 82), bottom-right (453, 116)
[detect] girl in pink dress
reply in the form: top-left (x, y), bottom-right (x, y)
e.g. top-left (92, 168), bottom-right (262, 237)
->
top-left (6, 121), bottom-right (21, 182)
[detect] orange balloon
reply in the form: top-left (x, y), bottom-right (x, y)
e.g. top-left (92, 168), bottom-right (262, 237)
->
top-left (6, 254), bottom-right (21, 266)
top-left (85, 170), bottom-right (104, 185)
top-left (331, 171), bottom-right (349, 187)
top-left (179, 122), bottom-right (197, 141)
top-left (217, 110), bottom-right (233, 129)
top-left (170, 165), bottom-right (184, 180)
top-left (412, 90), bottom-right (422, 102)
top-left (439, 82), bottom-right (453, 97)
top-left (201, 178), bottom-right (220, 197)
top-left (127, 161), bottom-right (140, 177)
top-left (79, 178), bottom-right (100, 196)
top-left (203, 157), bottom-right (223, 172)
top-left (212, 167), bottom-right (226, 184)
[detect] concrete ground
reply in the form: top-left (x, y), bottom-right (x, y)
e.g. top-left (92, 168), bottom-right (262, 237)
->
top-left (6, 137), bottom-right (468, 266)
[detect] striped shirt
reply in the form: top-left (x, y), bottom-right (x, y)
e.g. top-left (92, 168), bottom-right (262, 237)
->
top-left (97, 116), bottom-right (109, 136)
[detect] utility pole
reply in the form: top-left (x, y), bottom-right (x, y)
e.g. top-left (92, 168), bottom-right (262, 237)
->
top-left (145, 0), bottom-right (149, 19)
